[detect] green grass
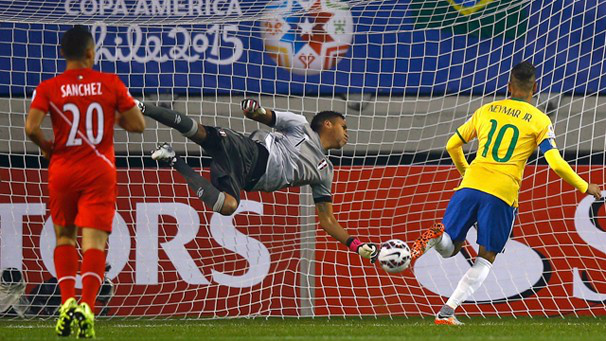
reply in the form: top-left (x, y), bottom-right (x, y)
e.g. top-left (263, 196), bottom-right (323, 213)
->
top-left (1, 317), bottom-right (605, 341)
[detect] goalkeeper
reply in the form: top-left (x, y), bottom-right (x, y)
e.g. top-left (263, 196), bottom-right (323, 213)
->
top-left (139, 99), bottom-right (378, 262)
top-left (409, 61), bottom-right (602, 325)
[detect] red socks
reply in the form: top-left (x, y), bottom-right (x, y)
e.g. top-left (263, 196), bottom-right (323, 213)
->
top-left (80, 248), bottom-right (106, 311)
top-left (54, 245), bottom-right (106, 311)
top-left (54, 244), bottom-right (78, 304)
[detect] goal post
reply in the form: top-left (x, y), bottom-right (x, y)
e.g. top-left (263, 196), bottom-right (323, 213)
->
top-left (1, 0), bottom-right (606, 318)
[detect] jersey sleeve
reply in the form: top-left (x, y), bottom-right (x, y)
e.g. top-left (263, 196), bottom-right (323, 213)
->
top-left (273, 111), bottom-right (308, 132)
top-left (114, 75), bottom-right (136, 112)
top-left (311, 171), bottom-right (333, 203)
top-left (536, 118), bottom-right (557, 149)
top-left (29, 82), bottom-right (50, 113)
top-left (455, 108), bottom-right (479, 143)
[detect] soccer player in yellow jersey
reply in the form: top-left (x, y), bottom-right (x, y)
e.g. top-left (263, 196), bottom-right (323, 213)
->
top-left (410, 61), bottom-right (602, 325)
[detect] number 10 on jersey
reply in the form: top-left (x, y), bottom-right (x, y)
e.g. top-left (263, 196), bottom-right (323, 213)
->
top-left (482, 119), bottom-right (520, 163)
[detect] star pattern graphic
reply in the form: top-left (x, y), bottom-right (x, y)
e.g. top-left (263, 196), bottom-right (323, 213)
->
top-left (280, 0), bottom-right (334, 55)
top-left (297, 17), bottom-right (314, 37)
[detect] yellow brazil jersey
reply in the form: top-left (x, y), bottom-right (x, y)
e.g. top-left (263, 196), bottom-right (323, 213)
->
top-left (455, 98), bottom-right (555, 207)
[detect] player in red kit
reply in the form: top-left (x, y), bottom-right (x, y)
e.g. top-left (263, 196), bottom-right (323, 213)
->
top-left (25, 26), bottom-right (145, 338)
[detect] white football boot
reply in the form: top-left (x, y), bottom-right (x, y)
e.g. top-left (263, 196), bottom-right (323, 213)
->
top-left (435, 313), bottom-right (464, 326)
top-left (151, 143), bottom-right (177, 166)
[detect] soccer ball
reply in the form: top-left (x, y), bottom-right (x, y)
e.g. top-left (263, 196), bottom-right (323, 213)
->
top-left (377, 239), bottom-right (411, 273)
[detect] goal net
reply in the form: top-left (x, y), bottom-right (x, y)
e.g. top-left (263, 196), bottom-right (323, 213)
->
top-left (1, 0), bottom-right (606, 318)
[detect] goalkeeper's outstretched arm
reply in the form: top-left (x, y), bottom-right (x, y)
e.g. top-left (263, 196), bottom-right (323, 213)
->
top-left (541, 140), bottom-right (602, 199)
top-left (315, 202), bottom-right (378, 262)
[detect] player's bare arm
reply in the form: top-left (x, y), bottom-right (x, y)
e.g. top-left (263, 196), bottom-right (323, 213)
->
top-left (117, 104), bottom-right (146, 133)
top-left (315, 201), bottom-right (377, 261)
top-left (315, 201), bottom-right (350, 244)
top-left (25, 108), bottom-right (53, 159)
top-left (241, 98), bottom-right (274, 126)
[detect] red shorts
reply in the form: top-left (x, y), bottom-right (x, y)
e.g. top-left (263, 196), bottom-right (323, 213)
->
top-left (48, 162), bottom-right (117, 232)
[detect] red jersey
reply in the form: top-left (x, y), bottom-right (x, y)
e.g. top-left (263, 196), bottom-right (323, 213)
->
top-left (30, 68), bottom-right (136, 169)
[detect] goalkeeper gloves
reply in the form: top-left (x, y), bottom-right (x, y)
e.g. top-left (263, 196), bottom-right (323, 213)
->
top-left (241, 98), bottom-right (266, 116)
top-left (346, 237), bottom-right (378, 263)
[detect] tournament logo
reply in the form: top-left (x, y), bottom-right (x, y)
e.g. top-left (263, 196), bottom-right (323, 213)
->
top-left (447, 0), bottom-right (494, 16)
top-left (262, 0), bottom-right (353, 75)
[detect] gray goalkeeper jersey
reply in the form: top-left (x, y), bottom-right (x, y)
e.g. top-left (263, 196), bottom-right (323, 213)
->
top-left (249, 110), bottom-right (333, 202)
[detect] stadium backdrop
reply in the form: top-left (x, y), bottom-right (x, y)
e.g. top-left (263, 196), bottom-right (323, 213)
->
top-left (1, 0), bottom-right (605, 96)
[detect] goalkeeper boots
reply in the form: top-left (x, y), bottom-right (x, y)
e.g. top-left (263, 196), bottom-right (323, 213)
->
top-left (55, 297), bottom-right (78, 337)
top-left (74, 302), bottom-right (96, 339)
top-left (152, 143), bottom-right (177, 166)
top-left (411, 223), bottom-right (444, 260)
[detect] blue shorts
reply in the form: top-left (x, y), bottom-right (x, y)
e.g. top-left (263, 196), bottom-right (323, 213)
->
top-left (442, 188), bottom-right (518, 253)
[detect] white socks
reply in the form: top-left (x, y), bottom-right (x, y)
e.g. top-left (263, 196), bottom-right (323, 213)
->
top-left (446, 256), bottom-right (493, 310)
top-left (435, 232), bottom-right (455, 258)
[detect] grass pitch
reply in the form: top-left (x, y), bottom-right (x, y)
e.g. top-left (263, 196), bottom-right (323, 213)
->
top-left (1, 316), bottom-right (605, 341)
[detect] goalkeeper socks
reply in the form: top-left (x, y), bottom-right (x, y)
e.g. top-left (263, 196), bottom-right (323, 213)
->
top-left (446, 256), bottom-right (492, 309)
top-left (172, 156), bottom-right (226, 212)
top-left (435, 232), bottom-right (455, 258)
top-left (54, 244), bottom-right (78, 304)
top-left (81, 248), bottom-right (106, 311)
top-left (143, 104), bottom-right (198, 137)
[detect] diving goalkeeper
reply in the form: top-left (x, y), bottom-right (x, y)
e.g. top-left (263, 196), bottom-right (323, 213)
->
top-left (139, 99), bottom-right (378, 262)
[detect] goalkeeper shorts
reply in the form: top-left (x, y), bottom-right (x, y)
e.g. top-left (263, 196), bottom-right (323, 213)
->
top-left (199, 126), bottom-right (268, 203)
top-left (442, 188), bottom-right (518, 253)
